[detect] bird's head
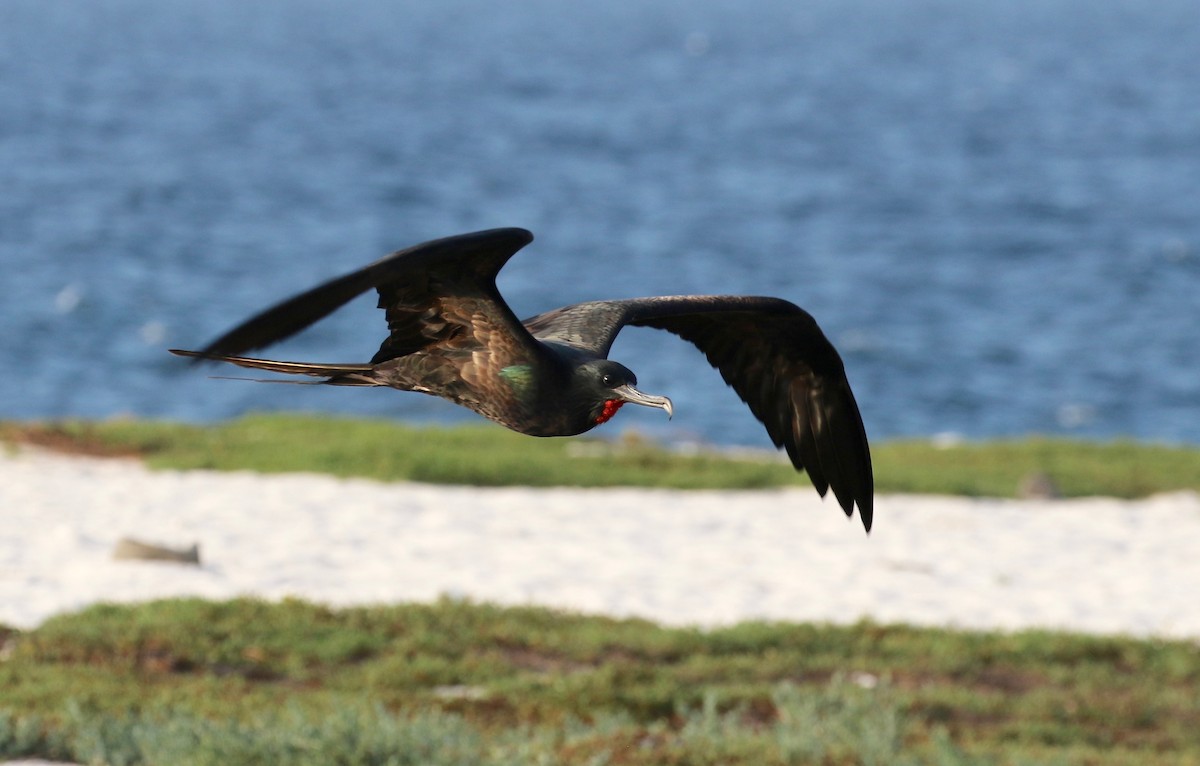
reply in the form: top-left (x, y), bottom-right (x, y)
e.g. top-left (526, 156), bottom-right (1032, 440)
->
top-left (570, 359), bottom-right (674, 430)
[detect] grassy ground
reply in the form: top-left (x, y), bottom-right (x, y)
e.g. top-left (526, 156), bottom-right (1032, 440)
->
top-left (4, 415), bottom-right (1199, 764)
top-left (4, 412), bottom-right (1200, 497)
top-left (2, 598), bottom-right (1199, 765)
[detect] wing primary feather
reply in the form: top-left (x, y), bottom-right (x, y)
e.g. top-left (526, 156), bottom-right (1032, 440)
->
top-left (191, 228), bottom-right (534, 361)
top-left (193, 269), bottom-right (381, 360)
top-left (810, 382), bottom-right (873, 531)
top-left (789, 381), bottom-right (830, 498)
top-left (609, 296), bottom-right (872, 531)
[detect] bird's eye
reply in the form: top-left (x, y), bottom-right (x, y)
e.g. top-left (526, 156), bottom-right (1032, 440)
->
top-left (601, 373), bottom-right (615, 387)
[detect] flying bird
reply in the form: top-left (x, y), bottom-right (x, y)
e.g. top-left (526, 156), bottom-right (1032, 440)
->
top-left (171, 228), bottom-right (874, 530)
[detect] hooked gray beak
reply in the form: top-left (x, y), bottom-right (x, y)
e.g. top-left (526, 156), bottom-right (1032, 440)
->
top-left (613, 383), bottom-right (674, 420)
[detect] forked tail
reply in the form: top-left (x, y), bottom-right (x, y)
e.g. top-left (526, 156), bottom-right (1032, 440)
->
top-left (169, 349), bottom-right (381, 386)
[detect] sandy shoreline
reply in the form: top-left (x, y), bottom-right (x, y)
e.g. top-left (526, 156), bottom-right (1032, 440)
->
top-left (3, 447), bottom-right (1199, 638)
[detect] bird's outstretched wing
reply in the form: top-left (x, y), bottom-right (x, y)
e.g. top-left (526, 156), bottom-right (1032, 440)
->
top-left (183, 228), bottom-right (541, 366)
top-left (524, 296), bottom-right (874, 530)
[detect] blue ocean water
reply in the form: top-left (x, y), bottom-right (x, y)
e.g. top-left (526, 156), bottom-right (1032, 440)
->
top-left (1, 0), bottom-right (1197, 447)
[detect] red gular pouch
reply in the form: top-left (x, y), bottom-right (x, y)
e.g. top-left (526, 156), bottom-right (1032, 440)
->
top-left (595, 399), bottom-right (624, 424)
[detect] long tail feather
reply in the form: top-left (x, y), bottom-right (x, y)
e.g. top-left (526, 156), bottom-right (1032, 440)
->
top-left (208, 375), bottom-right (328, 385)
top-left (169, 349), bottom-right (380, 386)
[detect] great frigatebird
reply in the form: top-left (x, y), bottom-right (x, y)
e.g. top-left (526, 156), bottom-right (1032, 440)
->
top-left (171, 228), bottom-right (874, 531)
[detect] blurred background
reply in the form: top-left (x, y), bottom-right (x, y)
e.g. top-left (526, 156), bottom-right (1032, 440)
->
top-left (1, 0), bottom-right (1196, 448)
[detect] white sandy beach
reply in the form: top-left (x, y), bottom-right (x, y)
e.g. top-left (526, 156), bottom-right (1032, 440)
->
top-left (3, 447), bottom-right (1199, 639)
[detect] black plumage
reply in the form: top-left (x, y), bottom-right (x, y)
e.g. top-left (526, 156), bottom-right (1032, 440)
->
top-left (171, 228), bottom-right (874, 530)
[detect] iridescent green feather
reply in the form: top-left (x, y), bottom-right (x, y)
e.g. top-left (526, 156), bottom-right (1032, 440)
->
top-left (499, 364), bottom-right (534, 391)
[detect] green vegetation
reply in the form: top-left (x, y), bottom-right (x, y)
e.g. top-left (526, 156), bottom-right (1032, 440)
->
top-left (4, 413), bottom-right (1200, 497)
top-left (4, 418), bottom-right (1200, 762)
top-left (2, 598), bottom-right (1199, 765)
